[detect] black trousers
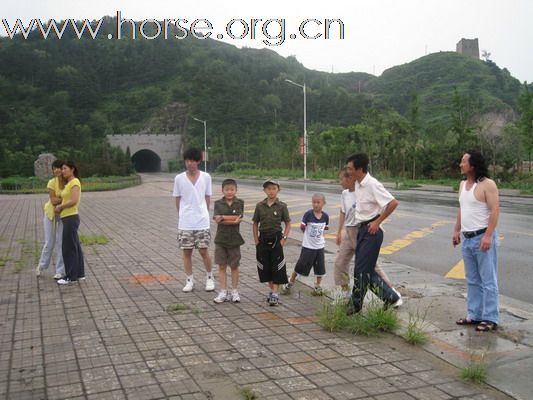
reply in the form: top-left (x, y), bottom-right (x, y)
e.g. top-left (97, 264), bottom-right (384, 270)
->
top-left (350, 225), bottom-right (398, 312)
top-left (256, 234), bottom-right (288, 284)
top-left (61, 215), bottom-right (84, 281)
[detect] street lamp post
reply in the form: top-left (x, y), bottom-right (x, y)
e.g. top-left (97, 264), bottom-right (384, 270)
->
top-left (285, 79), bottom-right (307, 184)
top-left (192, 117), bottom-right (207, 172)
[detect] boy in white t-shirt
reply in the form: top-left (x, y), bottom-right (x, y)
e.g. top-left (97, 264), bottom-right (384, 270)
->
top-left (172, 148), bottom-right (214, 292)
top-left (283, 193), bottom-right (329, 295)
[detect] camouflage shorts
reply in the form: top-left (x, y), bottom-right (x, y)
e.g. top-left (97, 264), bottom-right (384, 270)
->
top-left (177, 229), bottom-right (211, 249)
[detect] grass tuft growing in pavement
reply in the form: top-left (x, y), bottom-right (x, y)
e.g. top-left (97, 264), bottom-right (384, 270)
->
top-left (166, 303), bottom-right (190, 313)
top-left (460, 360), bottom-right (488, 384)
top-left (0, 256), bottom-right (13, 267)
top-left (403, 308), bottom-right (431, 345)
top-left (317, 297), bottom-right (400, 336)
top-left (80, 234), bottom-right (110, 245)
top-left (318, 299), bottom-right (351, 332)
top-left (166, 303), bottom-right (201, 315)
top-left (239, 387), bottom-right (258, 400)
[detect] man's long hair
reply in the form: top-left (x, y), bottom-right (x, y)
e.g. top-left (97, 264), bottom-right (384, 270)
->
top-left (466, 150), bottom-right (489, 182)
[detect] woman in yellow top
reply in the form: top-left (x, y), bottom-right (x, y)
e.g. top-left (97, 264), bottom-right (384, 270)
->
top-left (54, 161), bottom-right (85, 285)
top-left (36, 159), bottom-right (66, 279)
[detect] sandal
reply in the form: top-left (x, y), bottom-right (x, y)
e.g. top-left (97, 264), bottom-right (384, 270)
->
top-left (456, 318), bottom-right (481, 325)
top-left (475, 321), bottom-right (498, 332)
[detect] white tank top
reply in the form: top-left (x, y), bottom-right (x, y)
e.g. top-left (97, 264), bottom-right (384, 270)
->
top-left (459, 182), bottom-right (489, 232)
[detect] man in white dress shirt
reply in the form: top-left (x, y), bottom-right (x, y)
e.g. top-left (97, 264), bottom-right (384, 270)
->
top-left (345, 153), bottom-right (401, 314)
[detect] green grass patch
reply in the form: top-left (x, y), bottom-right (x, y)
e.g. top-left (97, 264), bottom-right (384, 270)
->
top-left (11, 239), bottom-right (40, 273)
top-left (403, 308), bottom-right (431, 346)
top-left (404, 319), bottom-right (431, 345)
top-left (14, 260), bottom-right (25, 273)
top-left (166, 303), bottom-right (200, 314)
top-left (317, 298), bottom-right (400, 336)
top-left (0, 256), bottom-right (14, 267)
top-left (229, 168), bottom-right (338, 181)
top-left (239, 387), bottom-right (258, 400)
top-left (79, 235), bottom-right (110, 245)
top-left (0, 175), bottom-right (141, 194)
top-left (460, 360), bottom-right (488, 384)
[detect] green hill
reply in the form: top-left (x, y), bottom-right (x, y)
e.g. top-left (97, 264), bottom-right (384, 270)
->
top-left (364, 52), bottom-right (522, 131)
top-left (0, 18), bottom-right (528, 178)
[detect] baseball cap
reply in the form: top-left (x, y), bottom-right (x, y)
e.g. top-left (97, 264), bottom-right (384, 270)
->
top-left (263, 178), bottom-right (280, 188)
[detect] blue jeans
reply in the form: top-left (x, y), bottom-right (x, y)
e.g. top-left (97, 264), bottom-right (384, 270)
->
top-left (462, 231), bottom-right (499, 324)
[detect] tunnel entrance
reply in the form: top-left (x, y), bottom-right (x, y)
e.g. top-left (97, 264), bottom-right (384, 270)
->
top-left (131, 149), bottom-right (161, 172)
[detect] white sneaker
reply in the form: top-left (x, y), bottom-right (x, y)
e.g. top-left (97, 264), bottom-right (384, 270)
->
top-left (205, 277), bottom-right (215, 292)
top-left (231, 290), bottom-right (241, 303)
top-left (57, 278), bottom-right (74, 285)
top-left (53, 273), bottom-right (64, 280)
top-left (213, 290), bottom-right (228, 304)
top-left (182, 279), bottom-right (194, 292)
top-left (391, 288), bottom-right (403, 308)
top-left (36, 266), bottom-right (41, 277)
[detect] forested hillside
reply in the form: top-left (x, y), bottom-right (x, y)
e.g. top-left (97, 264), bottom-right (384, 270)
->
top-left (0, 16), bottom-right (531, 179)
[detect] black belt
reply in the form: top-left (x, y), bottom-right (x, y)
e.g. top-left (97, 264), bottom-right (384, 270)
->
top-left (357, 215), bottom-right (380, 227)
top-left (463, 228), bottom-right (487, 238)
top-left (259, 232), bottom-right (281, 243)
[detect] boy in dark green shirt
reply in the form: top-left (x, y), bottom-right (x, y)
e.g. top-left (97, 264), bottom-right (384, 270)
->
top-left (213, 179), bottom-right (245, 303)
top-left (252, 179), bottom-right (291, 306)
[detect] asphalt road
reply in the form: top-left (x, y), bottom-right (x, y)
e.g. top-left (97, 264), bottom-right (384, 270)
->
top-left (147, 173), bottom-right (533, 304)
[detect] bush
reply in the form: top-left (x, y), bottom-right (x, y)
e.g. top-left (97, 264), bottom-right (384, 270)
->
top-left (168, 159), bottom-right (184, 172)
top-left (215, 162), bottom-right (256, 173)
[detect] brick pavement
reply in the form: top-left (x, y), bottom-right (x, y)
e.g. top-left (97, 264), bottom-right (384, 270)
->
top-left (0, 180), bottom-right (513, 399)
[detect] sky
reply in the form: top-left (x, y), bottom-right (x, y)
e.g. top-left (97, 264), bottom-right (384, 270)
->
top-left (2, 0), bottom-right (532, 83)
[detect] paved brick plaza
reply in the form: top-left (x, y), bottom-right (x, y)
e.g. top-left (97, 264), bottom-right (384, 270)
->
top-left (0, 179), bottom-right (512, 399)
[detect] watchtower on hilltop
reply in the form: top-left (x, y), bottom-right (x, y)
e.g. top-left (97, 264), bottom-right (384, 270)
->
top-left (456, 38), bottom-right (479, 59)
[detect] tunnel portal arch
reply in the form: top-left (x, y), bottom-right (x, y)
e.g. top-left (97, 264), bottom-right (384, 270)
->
top-left (131, 149), bottom-right (161, 172)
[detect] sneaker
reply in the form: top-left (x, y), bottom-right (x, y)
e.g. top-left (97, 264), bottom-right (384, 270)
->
top-left (57, 278), bottom-right (76, 285)
top-left (391, 288), bottom-right (403, 308)
top-left (205, 277), bottom-right (215, 292)
top-left (281, 283), bottom-right (292, 295)
top-left (313, 285), bottom-right (324, 296)
top-left (35, 266), bottom-right (41, 277)
top-left (230, 290), bottom-right (241, 303)
top-left (213, 290), bottom-right (228, 304)
top-left (79, 276), bottom-right (86, 281)
top-left (266, 292), bottom-right (272, 303)
top-left (268, 294), bottom-right (279, 306)
top-left (182, 279), bottom-right (194, 292)
top-left (53, 273), bottom-right (64, 280)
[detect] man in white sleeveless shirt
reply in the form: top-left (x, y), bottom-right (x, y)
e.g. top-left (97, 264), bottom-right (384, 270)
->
top-left (453, 150), bottom-right (500, 332)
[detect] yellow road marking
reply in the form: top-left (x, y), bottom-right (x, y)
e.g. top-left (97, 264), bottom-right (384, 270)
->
top-left (379, 220), bottom-right (451, 255)
top-left (445, 234), bottom-right (505, 279)
top-left (446, 260), bottom-right (465, 279)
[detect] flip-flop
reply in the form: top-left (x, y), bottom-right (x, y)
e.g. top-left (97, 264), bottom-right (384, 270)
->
top-left (456, 318), bottom-right (481, 325)
top-left (476, 321), bottom-right (498, 332)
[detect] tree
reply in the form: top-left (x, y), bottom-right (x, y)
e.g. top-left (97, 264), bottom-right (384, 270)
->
top-left (478, 112), bottom-right (511, 176)
top-left (517, 83), bottom-right (533, 171)
top-left (450, 88), bottom-right (479, 152)
top-left (408, 90), bottom-right (421, 179)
